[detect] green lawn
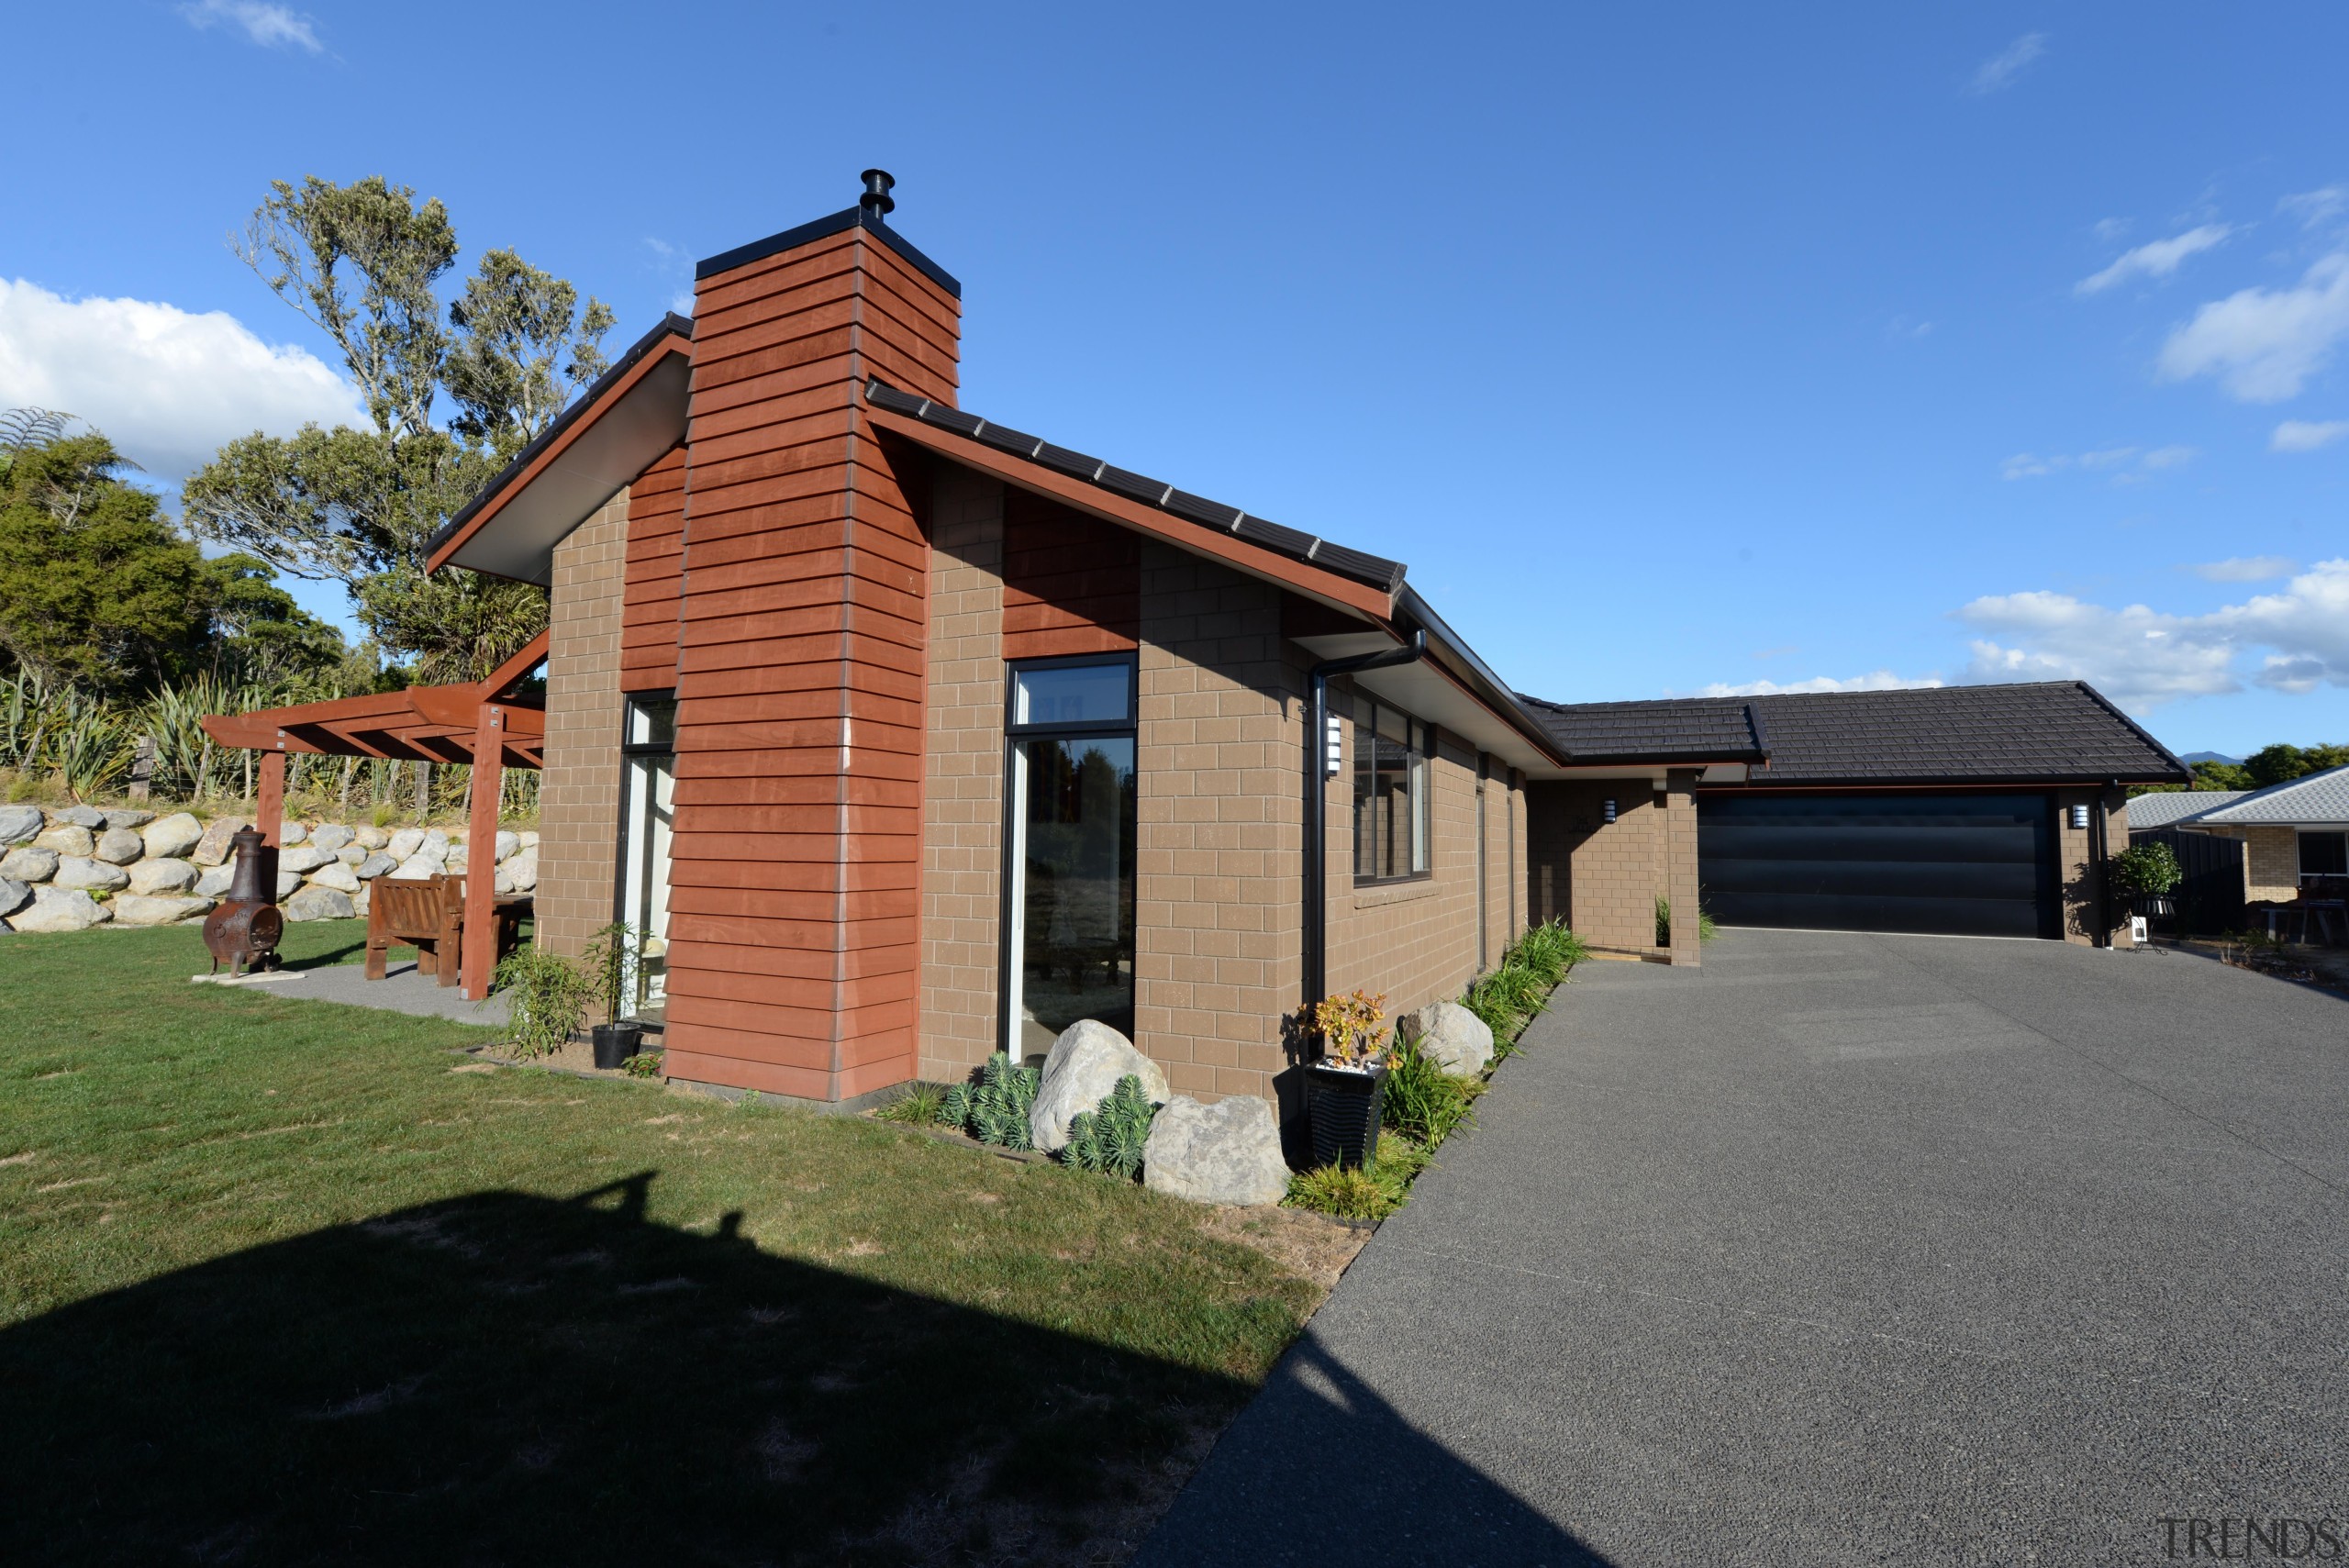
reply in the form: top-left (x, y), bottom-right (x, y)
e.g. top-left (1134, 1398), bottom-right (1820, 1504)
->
top-left (0, 921), bottom-right (1319, 1566)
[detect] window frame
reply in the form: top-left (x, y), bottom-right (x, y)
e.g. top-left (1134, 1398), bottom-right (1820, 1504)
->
top-left (611, 690), bottom-right (678, 1024)
top-left (996, 653), bottom-right (1141, 1059)
top-left (1352, 690), bottom-right (1434, 887)
top-left (2299, 828), bottom-right (2349, 880)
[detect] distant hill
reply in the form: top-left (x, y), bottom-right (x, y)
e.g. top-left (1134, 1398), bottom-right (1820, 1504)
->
top-left (2180, 751), bottom-right (2243, 765)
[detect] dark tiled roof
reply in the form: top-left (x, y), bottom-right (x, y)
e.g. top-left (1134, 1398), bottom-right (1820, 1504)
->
top-left (1519, 682), bottom-right (2192, 784)
top-left (863, 379), bottom-right (1408, 595)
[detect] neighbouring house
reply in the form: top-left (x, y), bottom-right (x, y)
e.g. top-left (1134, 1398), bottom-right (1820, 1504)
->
top-left (2156, 765), bottom-right (2349, 903)
top-left (399, 172), bottom-right (2188, 1118)
top-left (2126, 789), bottom-right (2253, 934)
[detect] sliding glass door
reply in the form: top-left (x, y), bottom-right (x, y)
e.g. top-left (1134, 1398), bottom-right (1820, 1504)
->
top-left (1002, 659), bottom-right (1137, 1063)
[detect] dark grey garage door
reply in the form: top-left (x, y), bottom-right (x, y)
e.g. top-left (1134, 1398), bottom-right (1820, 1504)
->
top-left (1698, 794), bottom-right (2058, 939)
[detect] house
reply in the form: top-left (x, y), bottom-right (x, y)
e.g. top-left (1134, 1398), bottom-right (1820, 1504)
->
top-left (2155, 765), bottom-right (2349, 902)
top-left (417, 173), bottom-right (2190, 1117)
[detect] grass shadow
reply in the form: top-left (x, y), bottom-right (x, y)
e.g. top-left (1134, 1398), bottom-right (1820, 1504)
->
top-left (2, 1173), bottom-right (1271, 1565)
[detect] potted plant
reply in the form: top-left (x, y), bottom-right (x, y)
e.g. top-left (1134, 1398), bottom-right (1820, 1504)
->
top-left (1305, 989), bottom-right (1392, 1169)
top-left (492, 943), bottom-right (593, 1061)
top-left (2109, 840), bottom-right (2184, 922)
top-left (584, 921), bottom-right (645, 1070)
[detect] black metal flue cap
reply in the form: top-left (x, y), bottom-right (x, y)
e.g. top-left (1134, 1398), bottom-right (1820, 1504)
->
top-left (859, 169), bottom-right (896, 219)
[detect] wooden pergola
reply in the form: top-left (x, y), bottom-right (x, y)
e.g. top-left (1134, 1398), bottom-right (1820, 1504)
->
top-left (200, 632), bottom-right (548, 1000)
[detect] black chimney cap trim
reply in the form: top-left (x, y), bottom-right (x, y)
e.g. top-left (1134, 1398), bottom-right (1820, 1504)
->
top-left (696, 203), bottom-right (962, 299)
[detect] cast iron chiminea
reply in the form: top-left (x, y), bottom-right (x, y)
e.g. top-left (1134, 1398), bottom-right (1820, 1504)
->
top-left (202, 828), bottom-right (284, 977)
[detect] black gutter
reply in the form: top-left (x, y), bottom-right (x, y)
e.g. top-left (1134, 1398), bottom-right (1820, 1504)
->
top-left (1390, 584), bottom-right (1573, 768)
top-left (1303, 633), bottom-right (1426, 1014)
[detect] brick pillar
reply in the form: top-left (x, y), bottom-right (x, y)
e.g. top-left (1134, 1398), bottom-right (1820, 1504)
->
top-left (1665, 772), bottom-right (1701, 968)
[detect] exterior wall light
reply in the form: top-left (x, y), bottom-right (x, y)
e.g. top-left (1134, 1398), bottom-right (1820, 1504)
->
top-left (2070, 804), bottom-right (2089, 829)
top-left (1325, 715), bottom-right (1344, 777)
top-left (1603, 798), bottom-right (1617, 823)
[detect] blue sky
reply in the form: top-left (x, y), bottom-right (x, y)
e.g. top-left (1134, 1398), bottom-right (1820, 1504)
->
top-left (6, 3), bottom-right (2345, 757)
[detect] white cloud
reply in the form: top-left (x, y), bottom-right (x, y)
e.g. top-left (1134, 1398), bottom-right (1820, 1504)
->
top-left (2000, 445), bottom-right (2190, 482)
top-left (2280, 185), bottom-right (2347, 231)
top-left (2191, 556), bottom-right (2297, 583)
top-left (0, 279), bottom-right (362, 482)
top-left (1968, 32), bottom-right (2046, 95)
top-left (179, 0), bottom-right (322, 51)
top-left (2076, 224), bottom-right (2233, 295)
top-left (2272, 417), bottom-right (2349, 451)
top-left (1957, 560), bottom-right (2349, 707)
top-left (1695, 672), bottom-right (1945, 698)
top-left (2093, 217), bottom-right (2132, 244)
top-left (2157, 250), bottom-right (2349, 402)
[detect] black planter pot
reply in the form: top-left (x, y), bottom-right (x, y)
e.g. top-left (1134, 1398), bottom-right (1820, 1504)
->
top-left (1306, 1062), bottom-right (1387, 1169)
top-left (592, 1023), bottom-right (643, 1071)
top-left (2132, 894), bottom-right (2177, 919)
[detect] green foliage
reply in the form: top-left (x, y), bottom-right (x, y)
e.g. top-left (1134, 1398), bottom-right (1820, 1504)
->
top-left (2243, 742), bottom-right (2349, 789)
top-left (621, 1049), bottom-right (664, 1080)
top-left (184, 175), bottom-right (615, 683)
top-left (1286, 1138), bottom-right (1430, 1221)
top-left (2109, 840), bottom-right (2184, 898)
top-left (953, 1053), bottom-right (1041, 1151)
top-left (1653, 895), bottom-right (1720, 948)
top-left (582, 920), bottom-right (644, 1025)
top-left (874, 1082), bottom-right (948, 1125)
top-left (1381, 1036), bottom-right (1478, 1147)
top-left (491, 943), bottom-right (592, 1060)
top-left (1510, 919), bottom-right (1589, 986)
top-left (1062, 1074), bottom-right (1155, 1179)
top-left (1465, 919), bottom-right (1586, 1062)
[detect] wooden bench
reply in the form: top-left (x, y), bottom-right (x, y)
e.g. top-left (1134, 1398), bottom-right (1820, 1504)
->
top-left (364, 873), bottom-right (532, 987)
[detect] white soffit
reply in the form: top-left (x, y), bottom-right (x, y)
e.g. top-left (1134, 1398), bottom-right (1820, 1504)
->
top-left (442, 351), bottom-right (692, 585)
top-left (1293, 631), bottom-right (1555, 775)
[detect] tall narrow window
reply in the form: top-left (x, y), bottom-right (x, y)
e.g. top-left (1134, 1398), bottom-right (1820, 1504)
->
top-left (1353, 695), bottom-right (1431, 884)
top-left (1475, 762), bottom-right (1489, 972)
top-left (616, 694), bottom-right (675, 1021)
top-left (1002, 657), bottom-right (1137, 1063)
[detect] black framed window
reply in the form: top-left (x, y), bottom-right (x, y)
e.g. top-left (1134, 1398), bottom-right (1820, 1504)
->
top-left (614, 692), bottom-right (676, 1022)
top-left (1353, 695), bottom-right (1431, 884)
top-left (1000, 654), bottom-right (1139, 1062)
top-left (2301, 830), bottom-right (2348, 878)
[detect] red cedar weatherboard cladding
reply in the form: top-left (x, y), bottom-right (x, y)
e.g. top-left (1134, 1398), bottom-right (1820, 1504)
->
top-left (661, 225), bottom-right (961, 1102)
top-left (1000, 486), bottom-right (1140, 659)
top-left (617, 440), bottom-right (688, 691)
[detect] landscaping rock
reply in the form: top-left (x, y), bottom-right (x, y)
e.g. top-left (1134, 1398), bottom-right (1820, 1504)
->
top-left (1401, 999), bottom-right (1495, 1076)
top-left (195, 863), bottom-right (234, 898)
top-left (54, 856), bottom-right (129, 893)
top-left (141, 811), bottom-right (204, 859)
top-left (94, 827), bottom-right (145, 864)
top-left (351, 883), bottom-right (370, 916)
top-left (102, 808), bottom-right (153, 829)
top-left (389, 853), bottom-right (444, 881)
top-left (306, 862), bottom-right (362, 894)
top-left (420, 828), bottom-right (451, 858)
top-left (1028, 1019), bottom-right (1171, 1153)
top-left (1142, 1095), bottom-right (1291, 1207)
top-left (0, 878), bottom-right (28, 917)
top-left (493, 829), bottom-right (520, 862)
top-left (279, 820), bottom-right (307, 846)
top-left (9, 886), bottom-right (108, 931)
top-left (353, 825), bottom-right (390, 851)
top-left (275, 870), bottom-right (301, 900)
top-left (518, 830), bottom-right (539, 848)
top-left (128, 858), bottom-right (199, 895)
top-left (278, 844), bottom-right (337, 873)
top-left (0, 805), bottom-right (45, 843)
top-left (36, 824), bottom-right (95, 858)
top-left (2, 846), bottom-right (58, 883)
top-left (337, 844), bottom-right (364, 865)
top-left (284, 884), bottom-right (355, 922)
top-left (354, 852), bottom-right (396, 880)
top-left (52, 806), bottom-right (105, 828)
top-left (385, 828), bottom-right (425, 862)
top-left (111, 894), bottom-right (214, 926)
top-left (192, 817), bottom-right (250, 866)
top-left (502, 851), bottom-right (538, 892)
top-left (311, 823), bottom-right (356, 854)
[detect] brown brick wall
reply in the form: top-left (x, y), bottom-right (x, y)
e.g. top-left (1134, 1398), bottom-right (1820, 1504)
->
top-left (2203, 824), bottom-right (2299, 903)
top-left (2055, 785), bottom-right (2132, 947)
top-left (918, 466), bottom-right (1007, 1083)
top-left (1527, 778), bottom-right (1671, 955)
top-left (1133, 543), bottom-right (1306, 1108)
top-left (537, 493), bottom-right (629, 957)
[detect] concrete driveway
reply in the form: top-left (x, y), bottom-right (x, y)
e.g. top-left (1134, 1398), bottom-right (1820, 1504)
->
top-left (1139, 929), bottom-right (2349, 1566)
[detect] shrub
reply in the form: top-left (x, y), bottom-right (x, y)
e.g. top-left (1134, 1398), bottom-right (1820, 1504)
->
top-left (1286, 1138), bottom-right (1430, 1221)
top-left (622, 1049), bottom-right (664, 1080)
top-left (875, 1082), bottom-right (947, 1125)
top-left (1062, 1073), bottom-right (1154, 1178)
top-left (1382, 1036), bottom-right (1475, 1147)
top-left (2110, 840), bottom-right (2184, 898)
top-left (492, 944), bottom-right (591, 1060)
top-left (951, 1053), bottom-right (1040, 1150)
top-left (1654, 896), bottom-right (1721, 947)
top-left (1312, 988), bottom-right (1389, 1066)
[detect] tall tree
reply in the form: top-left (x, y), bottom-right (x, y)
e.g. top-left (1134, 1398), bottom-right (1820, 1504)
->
top-left (184, 177), bottom-right (613, 683)
top-left (0, 415), bottom-right (340, 695)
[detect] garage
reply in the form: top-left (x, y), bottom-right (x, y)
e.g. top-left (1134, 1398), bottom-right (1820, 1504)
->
top-left (1517, 680), bottom-right (2194, 955)
top-left (1698, 793), bottom-right (2058, 939)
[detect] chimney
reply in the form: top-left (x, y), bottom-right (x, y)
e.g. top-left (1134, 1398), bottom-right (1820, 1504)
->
top-left (660, 174), bottom-right (963, 1102)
